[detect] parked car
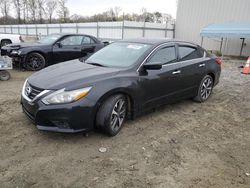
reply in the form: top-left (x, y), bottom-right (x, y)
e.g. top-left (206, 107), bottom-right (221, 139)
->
top-left (21, 38), bottom-right (221, 136)
top-left (0, 34), bottom-right (23, 48)
top-left (1, 33), bottom-right (104, 71)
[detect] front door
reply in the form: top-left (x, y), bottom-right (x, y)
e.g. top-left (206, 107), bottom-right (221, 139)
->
top-left (138, 44), bottom-right (185, 110)
top-left (52, 35), bottom-right (84, 63)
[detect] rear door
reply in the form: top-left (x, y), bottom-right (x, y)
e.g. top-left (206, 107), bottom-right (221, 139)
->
top-left (80, 36), bottom-right (98, 60)
top-left (176, 43), bottom-right (207, 96)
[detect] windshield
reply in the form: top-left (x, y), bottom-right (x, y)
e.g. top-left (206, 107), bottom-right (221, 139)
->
top-left (38, 34), bottom-right (61, 44)
top-left (86, 42), bottom-right (151, 68)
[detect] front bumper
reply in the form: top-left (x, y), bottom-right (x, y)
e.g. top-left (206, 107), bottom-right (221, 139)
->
top-left (21, 96), bottom-right (97, 133)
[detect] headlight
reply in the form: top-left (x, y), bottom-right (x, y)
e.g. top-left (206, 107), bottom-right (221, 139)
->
top-left (42, 87), bottom-right (92, 105)
top-left (11, 50), bottom-right (22, 55)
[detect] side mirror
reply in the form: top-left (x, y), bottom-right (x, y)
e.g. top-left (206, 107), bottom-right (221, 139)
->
top-left (55, 42), bottom-right (62, 48)
top-left (143, 62), bottom-right (162, 70)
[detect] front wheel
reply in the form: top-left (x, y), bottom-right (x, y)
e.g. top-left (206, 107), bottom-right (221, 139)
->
top-left (25, 52), bottom-right (46, 71)
top-left (96, 94), bottom-right (127, 136)
top-left (193, 75), bottom-right (214, 102)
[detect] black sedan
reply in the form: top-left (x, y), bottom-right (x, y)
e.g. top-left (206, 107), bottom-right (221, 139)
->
top-left (1, 33), bottom-right (104, 71)
top-left (21, 39), bottom-right (221, 136)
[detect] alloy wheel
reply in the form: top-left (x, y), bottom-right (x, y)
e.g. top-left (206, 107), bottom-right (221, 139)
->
top-left (200, 77), bottom-right (213, 100)
top-left (110, 99), bottom-right (126, 132)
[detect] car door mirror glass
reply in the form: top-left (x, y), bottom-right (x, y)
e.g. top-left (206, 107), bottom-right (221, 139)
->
top-left (143, 62), bottom-right (162, 70)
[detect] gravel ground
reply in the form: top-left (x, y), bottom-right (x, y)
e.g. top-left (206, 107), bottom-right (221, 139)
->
top-left (0, 60), bottom-right (249, 188)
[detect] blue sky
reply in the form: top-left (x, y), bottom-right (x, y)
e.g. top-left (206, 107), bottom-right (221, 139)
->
top-left (67, 0), bottom-right (177, 18)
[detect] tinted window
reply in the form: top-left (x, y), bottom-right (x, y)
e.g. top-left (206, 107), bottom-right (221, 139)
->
top-left (148, 46), bottom-right (176, 65)
top-left (82, 36), bottom-right (95, 44)
top-left (60, 36), bottom-right (83, 45)
top-left (178, 46), bottom-right (202, 61)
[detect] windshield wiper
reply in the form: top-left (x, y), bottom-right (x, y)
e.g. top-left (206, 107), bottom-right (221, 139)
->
top-left (87, 62), bottom-right (107, 67)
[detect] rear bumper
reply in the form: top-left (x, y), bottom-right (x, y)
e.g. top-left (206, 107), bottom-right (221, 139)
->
top-left (21, 96), bottom-right (97, 133)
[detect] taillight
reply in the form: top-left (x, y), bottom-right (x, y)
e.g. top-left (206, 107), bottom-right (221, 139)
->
top-left (215, 57), bottom-right (222, 65)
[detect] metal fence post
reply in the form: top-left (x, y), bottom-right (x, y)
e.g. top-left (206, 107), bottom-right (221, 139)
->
top-left (122, 20), bottom-right (125, 39)
top-left (142, 21), bottom-right (146, 37)
top-left (35, 24), bottom-right (38, 37)
top-left (11, 25), bottom-right (13, 34)
top-left (18, 25), bottom-right (20, 35)
top-left (165, 22), bottom-right (168, 38)
top-left (97, 22), bottom-right (99, 38)
top-left (76, 23), bottom-right (79, 34)
top-left (26, 25), bottom-right (28, 36)
top-left (4, 26), bottom-right (6, 33)
top-left (172, 23), bottom-right (175, 38)
top-left (59, 24), bottom-right (62, 33)
top-left (46, 24), bottom-right (49, 35)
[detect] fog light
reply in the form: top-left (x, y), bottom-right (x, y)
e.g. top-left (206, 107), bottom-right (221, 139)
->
top-left (52, 120), bottom-right (70, 129)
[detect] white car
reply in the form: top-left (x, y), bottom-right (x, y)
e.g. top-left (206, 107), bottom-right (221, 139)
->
top-left (0, 34), bottom-right (23, 48)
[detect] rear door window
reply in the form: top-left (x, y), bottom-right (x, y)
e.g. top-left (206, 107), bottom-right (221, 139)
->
top-left (82, 36), bottom-right (95, 44)
top-left (60, 36), bottom-right (84, 46)
top-left (178, 45), bottom-right (203, 61)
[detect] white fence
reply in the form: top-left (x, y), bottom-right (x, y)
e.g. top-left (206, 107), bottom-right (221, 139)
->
top-left (0, 21), bottom-right (175, 40)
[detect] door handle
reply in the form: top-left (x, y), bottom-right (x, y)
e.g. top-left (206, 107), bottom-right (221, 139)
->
top-left (172, 70), bottom-right (181, 75)
top-left (199, 63), bottom-right (205, 67)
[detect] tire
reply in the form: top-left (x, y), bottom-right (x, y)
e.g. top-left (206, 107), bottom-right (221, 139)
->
top-left (0, 70), bottom-right (11, 81)
top-left (25, 52), bottom-right (46, 71)
top-left (0, 39), bottom-right (11, 48)
top-left (193, 75), bottom-right (214, 102)
top-left (96, 94), bottom-right (127, 136)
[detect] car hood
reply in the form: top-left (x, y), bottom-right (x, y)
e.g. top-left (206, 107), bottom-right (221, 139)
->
top-left (28, 59), bottom-right (121, 90)
top-left (4, 42), bottom-right (48, 49)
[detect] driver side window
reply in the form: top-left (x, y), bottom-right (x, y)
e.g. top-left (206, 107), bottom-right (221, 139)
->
top-left (148, 46), bottom-right (176, 65)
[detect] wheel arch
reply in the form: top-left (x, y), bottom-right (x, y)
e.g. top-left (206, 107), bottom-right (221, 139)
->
top-left (207, 72), bottom-right (215, 83)
top-left (95, 88), bottom-right (136, 120)
top-left (25, 51), bottom-right (48, 63)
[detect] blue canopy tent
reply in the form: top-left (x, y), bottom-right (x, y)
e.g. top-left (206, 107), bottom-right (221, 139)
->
top-left (200, 22), bottom-right (250, 56)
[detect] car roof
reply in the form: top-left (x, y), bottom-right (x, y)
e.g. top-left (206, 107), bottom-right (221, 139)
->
top-left (119, 38), bottom-right (199, 46)
top-left (51, 33), bottom-right (93, 37)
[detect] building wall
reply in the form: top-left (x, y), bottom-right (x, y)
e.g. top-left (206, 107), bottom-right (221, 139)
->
top-left (176, 0), bottom-right (250, 56)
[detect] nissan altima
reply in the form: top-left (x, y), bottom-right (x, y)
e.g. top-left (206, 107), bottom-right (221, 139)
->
top-left (21, 39), bottom-right (221, 136)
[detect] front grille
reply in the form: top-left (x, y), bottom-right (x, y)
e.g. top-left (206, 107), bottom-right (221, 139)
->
top-left (25, 82), bottom-right (44, 100)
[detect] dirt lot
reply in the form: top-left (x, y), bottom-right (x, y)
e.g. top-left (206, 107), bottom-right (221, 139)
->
top-left (0, 59), bottom-right (249, 188)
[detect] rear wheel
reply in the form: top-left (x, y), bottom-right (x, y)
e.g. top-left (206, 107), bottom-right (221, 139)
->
top-left (193, 75), bottom-right (214, 102)
top-left (26, 52), bottom-right (46, 71)
top-left (0, 70), bottom-right (11, 81)
top-left (96, 94), bottom-right (127, 136)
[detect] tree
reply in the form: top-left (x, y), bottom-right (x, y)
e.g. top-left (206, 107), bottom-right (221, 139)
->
top-left (45, 0), bottom-right (57, 23)
top-left (21, 0), bottom-right (29, 23)
top-left (28, 0), bottom-right (37, 22)
top-left (37, 0), bottom-right (46, 23)
top-left (57, 0), bottom-right (69, 23)
top-left (114, 6), bottom-right (122, 18)
top-left (13, 0), bottom-right (21, 24)
top-left (0, 0), bottom-right (10, 24)
top-left (154, 12), bottom-right (162, 23)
